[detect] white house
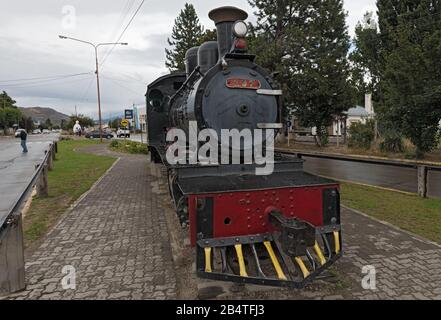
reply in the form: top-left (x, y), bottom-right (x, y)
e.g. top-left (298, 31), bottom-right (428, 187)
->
top-left (134, 106), bottom-right (147, 132)
top-left (311, 94), bottom-right (375, 136)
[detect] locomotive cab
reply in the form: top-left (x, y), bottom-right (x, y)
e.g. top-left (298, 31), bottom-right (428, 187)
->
top-left (146, 73), bottom-right (186, 163)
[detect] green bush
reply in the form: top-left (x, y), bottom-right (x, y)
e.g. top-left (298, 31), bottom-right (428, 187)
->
top-left (380, 132), bottom-right (404, 153)
top-left (348, 120), bottom-right (375, 150)
top-left (109, 140), bottom-right (149, 155)
top-left (109, 140), bottom-right (119, 148)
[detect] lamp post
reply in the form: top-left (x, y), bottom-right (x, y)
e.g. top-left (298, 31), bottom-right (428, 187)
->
top-left (59, 35), bottom-right (128, 142)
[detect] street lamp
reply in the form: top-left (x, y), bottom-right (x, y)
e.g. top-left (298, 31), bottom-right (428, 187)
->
top-left (59, 35), bottom-right (128, 142)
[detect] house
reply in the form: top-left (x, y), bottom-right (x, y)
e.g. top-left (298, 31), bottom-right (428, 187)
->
top-left (309, 94), bottom-right (375, 137)
top-left (134, 106), bottom-right (147, 132)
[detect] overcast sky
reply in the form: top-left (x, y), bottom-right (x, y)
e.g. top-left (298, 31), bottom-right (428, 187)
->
top-left (0, 0), bottom-right (376, 119)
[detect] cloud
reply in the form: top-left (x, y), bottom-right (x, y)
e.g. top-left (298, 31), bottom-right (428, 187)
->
top-left (0, 0), bottom-right (375, 118)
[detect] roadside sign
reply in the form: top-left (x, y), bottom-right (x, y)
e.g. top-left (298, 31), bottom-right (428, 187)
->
top-left (121, 119), bottom-right (129, 127)
top-left (125, 109), bottom-right (134, 120)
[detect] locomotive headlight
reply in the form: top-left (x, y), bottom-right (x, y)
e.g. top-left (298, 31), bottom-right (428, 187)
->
top-left (233, 21), bottom-right (248, 38)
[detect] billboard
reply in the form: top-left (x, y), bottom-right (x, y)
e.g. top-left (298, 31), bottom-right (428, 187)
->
top-left (125, 109), bottom-right (134, 120)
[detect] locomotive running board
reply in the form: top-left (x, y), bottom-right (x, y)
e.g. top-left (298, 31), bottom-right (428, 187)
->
top-left (196, 228), bottom-right (342, 288)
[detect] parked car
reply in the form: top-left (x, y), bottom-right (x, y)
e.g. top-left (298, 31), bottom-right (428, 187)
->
top-left (42, 129), bottom-right (51, 134)
top-left (85, 131), bottom-right (114, 139)
top-left (117, 128), bottom-right (130, 138)
top-left (14, 129), bottom-right (26, 138)
top-left (32, 129), bottom-right (42, 134)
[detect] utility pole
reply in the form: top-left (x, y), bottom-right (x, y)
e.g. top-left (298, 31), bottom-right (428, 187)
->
top-left (140, 111), bottom-right (144, 145)
top-left (59, 35), bottom-right (128, 143)
top-left (336, 118), bottom-right (340, 149)
top-left (95, 46), bottom-right (104, 142)
top-left (132, 103), bottom-right (136, 135)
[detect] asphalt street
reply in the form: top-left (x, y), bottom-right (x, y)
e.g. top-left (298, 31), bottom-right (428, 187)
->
top-left (0, 134), bottom-right (58, 226)
top-left (303, 156), bottom-right (441, 198)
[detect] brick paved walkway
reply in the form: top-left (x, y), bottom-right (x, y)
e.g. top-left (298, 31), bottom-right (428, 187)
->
top-left (337, 207), bottom-right (441, 300)
top-left (3, 144), bottom-right (441, 300)
top-left (222, 208), bottom-right (441, 300)
top-left (5, 145), bottom-right (177, 300)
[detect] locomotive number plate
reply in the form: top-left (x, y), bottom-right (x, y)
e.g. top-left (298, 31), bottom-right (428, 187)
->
top-left (226, 78), bottom-right (261, 90)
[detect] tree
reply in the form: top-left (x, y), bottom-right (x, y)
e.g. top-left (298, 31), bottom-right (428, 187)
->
top-left (110, 117), bottom-right (123, 129)
top-left (247, 0), bottom-right (311, 131)
top-left (198, 29), bottom-right (217, 44)
top-left (0, 91), bottom-right (17, 109)
top-left (248, 0), bottom-right (354, 146)
top-left (287, 0), bottom-right (354, 146)
top-left (0, 91), bottom-right (21, 134)
top-left (0, 107), bottom-right (21, 133)
top-left (67, 114), bottom-right (95, 130)
top-left (381, 0), bottom-right (441, 157)
top-left (165, 3), bottom-right (203, 71)
top-left (19, 116), bottom-right (35, 132)
top-left (45, 118), bottom-right (53, 130)
top-left (247, 0), bottom-right (299, 84)
top-left (349, 12), bottom-right (382, 105)
top-left (60, 119), bottom-right (68, 131)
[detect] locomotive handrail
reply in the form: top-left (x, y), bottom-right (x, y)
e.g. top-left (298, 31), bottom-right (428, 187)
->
top-left (169, 66), bottom-right (204, 105)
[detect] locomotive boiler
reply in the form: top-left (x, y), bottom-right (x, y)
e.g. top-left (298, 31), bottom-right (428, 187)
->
top-left (146, 6), bottom-right (342, 288)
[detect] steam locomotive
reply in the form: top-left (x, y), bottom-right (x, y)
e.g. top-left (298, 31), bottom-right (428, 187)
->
top-left (146, 6), bottom-right (342, 288)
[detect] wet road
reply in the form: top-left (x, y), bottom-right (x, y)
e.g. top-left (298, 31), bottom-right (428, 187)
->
top-left (303, 156), bottom-right (441, 198)
top-left (120, 133), bottom-right (147, 144)
top-left (0, 134), bottom-right (58, 226)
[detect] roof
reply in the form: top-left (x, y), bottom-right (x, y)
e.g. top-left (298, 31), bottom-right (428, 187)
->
top-left (346, 105), bottom-right (369, 117)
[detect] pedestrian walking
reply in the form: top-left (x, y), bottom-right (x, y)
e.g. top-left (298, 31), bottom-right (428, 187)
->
top-left (20, 129), bottom-right (28, 153)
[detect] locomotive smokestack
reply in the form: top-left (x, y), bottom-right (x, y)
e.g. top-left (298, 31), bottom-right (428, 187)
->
top-left (209, 6), bottom-right (248, 61)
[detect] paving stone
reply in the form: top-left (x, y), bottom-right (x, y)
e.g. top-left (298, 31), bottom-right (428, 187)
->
top-left (6, 145), bottom-right (177, 300)
top-left (5, 143), bottom-right (441, 301)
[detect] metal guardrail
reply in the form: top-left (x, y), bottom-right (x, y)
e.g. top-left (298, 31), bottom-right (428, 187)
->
top-left (0, 142), bottom-right (57, 234)
top-left (276, 148), bottom-right (441, 198)
top-left (0, 141), bottom-right (58, 296)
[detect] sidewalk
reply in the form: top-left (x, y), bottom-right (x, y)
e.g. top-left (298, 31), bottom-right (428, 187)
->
top-left (3, 144), bottom-right (441, 300)
top-left (5, 144), bottom-right (177, 300)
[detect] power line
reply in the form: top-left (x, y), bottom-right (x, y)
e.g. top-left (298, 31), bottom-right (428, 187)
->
top-left (1, 73), bottom-right (94, 88)
top-left (75, 1), bottom-right (138, 108)
top-left (100, 0), bottom-right (146, 67)
top-left (102, 71), bottom-right (146, 85)
top-left (78, 77), bottom-right (96, 104)
top-left (0, 72), bottom-right (93, 84)
top-left (100, 75), bottom-right (143, 95)
top-left (3, 74), bottom-right (94, 90)
top-left (101, 0), bottom-right (136, 61)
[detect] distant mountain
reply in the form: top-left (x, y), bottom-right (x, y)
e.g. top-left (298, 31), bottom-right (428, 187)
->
top-left (19, 107), bottom-right (70, 125)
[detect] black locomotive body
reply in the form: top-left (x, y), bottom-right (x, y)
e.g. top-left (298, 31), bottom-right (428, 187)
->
top-left (146, 6), bottom-right (342, 288)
